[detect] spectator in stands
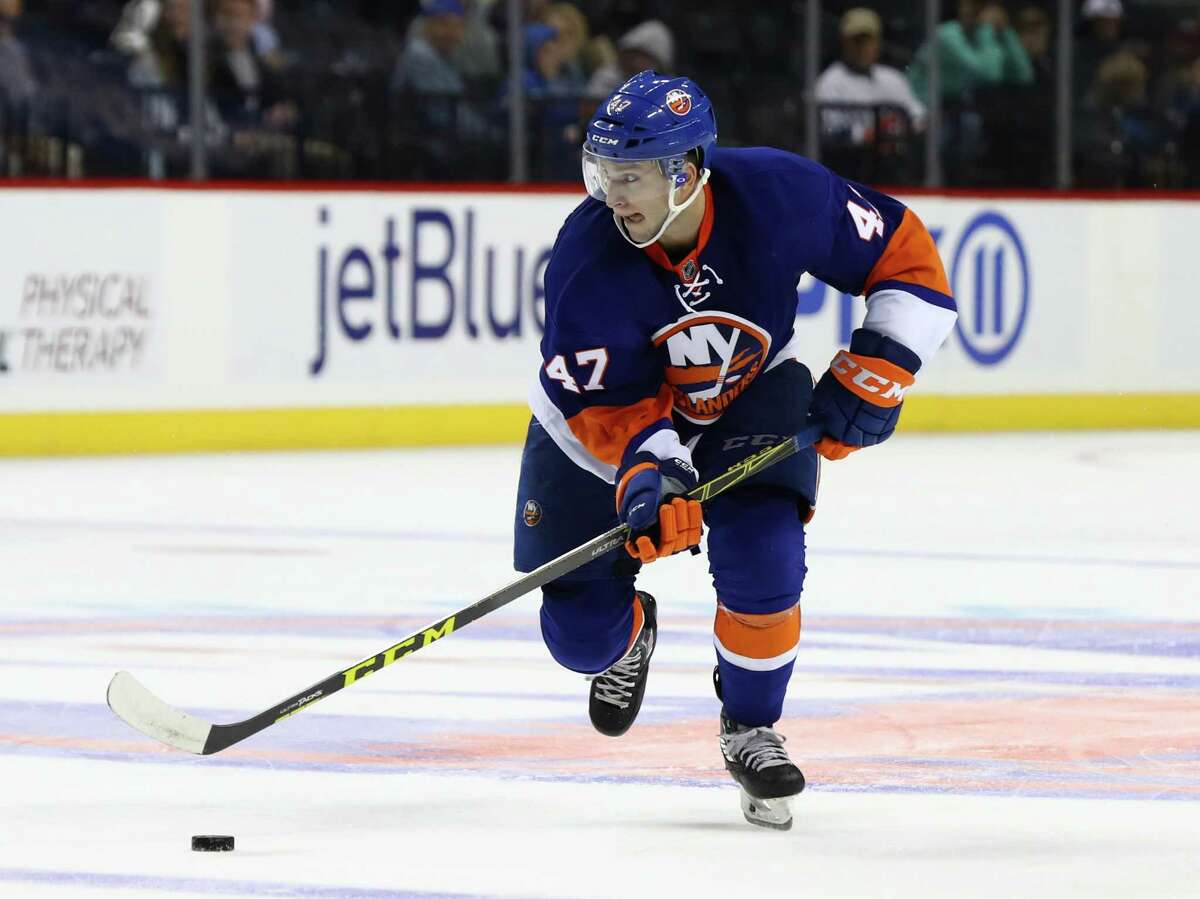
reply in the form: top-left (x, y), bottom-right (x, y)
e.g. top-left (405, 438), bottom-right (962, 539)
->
top-left (393, 0), bottom-right (492, 174)
top-left (209, 0), bottom-right (293, 130)
top-left (816, 9), bottom-right (926, 138)
top-left (516, 21), bottom-right (585, 108)
top-left (114, 0), bottom-right (280, 59)
top-left (907, 1), bottom-right (1034, 106)
top-left (1153, 17), bottom-right (1199, 122)
top-left (487, 0), bottom-right (549, 41)
top-left (1076, 50), bottom-right (1163, 187)
top-left (0, 0), bottom-right (36, 110)
top-left (250, 0), bottom-right (282, 59)
top-left (544, 3), bottom-right (615, 83)
top-left (121, 0), bottom-right (228, 172)
top-left (976, 4), bottom-right (1055, 185)
top-left (392, 0), bottom-right (470, 94)
top-left (1075, 0), bottom-right (1125, 104)
top-left (586, 19), bottom-right (674, 98)
top-left (124, 0), bottom-right (189, 90)
top-left (511, 21), bottom-right (587, 179)
top-left (907, 0), bottom-right (1033, 183)
top-left (403, 0), bottom-right (500, 86)
top-left (1150, 19), bottom-right (1200, 185)
top-left (111, 0), bottom-right (160, 56)
top-left (544, 3), bottom-right (595, 82)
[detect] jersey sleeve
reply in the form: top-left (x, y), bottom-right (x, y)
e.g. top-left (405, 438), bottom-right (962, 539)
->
top-left (805, 171), bottom-right (957, 367)
top-left (530, 260), bottom-right (686, 484)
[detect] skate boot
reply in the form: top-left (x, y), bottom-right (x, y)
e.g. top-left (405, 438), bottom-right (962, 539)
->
top-left (719, 712), bottom-right (806, 831)
top-left (587, 591), bottom-right (657, 737)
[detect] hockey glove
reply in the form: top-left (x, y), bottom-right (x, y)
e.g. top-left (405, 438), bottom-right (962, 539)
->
top-left (615, 453), bottom-right (702, 564)
top-left (810, 328), bottom-right (921, 461)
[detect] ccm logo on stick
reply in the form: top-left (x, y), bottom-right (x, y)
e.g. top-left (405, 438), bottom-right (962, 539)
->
top-left (830, 351), bottom-right (913, 406)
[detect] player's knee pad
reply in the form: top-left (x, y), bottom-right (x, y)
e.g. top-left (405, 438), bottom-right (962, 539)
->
top-left (705, 486), bottom-right (807, 614)
top-left (539, 577), bottom-right (637, 674)
top-left (714, 604), bottom-right (801, 673)
top-left (713, 603), bottom-right (801, 727)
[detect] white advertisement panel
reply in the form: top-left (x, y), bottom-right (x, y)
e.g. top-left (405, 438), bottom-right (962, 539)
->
top-left (0, 193), bottom-right (166, 392)
top-left (1, 187), bottom-right (1198, 415)
top-left (227, 192), bottom-right (568, 405)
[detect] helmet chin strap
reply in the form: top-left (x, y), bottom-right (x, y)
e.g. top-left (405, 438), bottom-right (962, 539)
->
top-left (614, 168), bottom-right (710, 250)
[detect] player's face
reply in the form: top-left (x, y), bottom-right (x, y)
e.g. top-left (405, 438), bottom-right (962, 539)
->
top-left (597, 160), bottom-right (672, 243)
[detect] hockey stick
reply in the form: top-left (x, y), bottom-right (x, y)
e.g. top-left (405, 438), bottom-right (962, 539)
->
top-left (107, 421), bottom-right (826, 755)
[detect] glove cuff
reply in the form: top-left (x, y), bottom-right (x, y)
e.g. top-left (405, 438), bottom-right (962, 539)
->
top-left (615, 452), bottom-right (659, 513)
top-left (828, 350), bottom-right (916, 409)
top-left (849, 328), bottom-right (923, 375)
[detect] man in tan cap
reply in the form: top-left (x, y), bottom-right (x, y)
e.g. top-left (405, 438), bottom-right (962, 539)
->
top-left (815, 7), bottom-right (926, 167)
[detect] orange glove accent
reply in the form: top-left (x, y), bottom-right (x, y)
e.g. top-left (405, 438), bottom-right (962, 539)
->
top-left (814, 437), bottom-right (861, 461)
top-left (626, 496), bottom-right (703, 564)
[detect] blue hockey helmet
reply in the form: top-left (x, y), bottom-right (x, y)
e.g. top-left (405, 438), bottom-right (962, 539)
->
top-left (583, 71), bottom-right (717, 166)
top-left (582, 71), bottom-right (718, 246)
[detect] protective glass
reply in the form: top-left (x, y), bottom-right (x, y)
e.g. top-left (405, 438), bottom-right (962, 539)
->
top-left (581, 151), bottom-right (674, 206)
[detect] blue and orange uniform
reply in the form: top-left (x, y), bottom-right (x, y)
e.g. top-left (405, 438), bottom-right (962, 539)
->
top-left (515, 94), bottom-right (955, 731)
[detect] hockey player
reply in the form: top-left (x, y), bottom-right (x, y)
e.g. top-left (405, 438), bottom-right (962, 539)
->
top-left (513, 71), bottom-right (956, 829)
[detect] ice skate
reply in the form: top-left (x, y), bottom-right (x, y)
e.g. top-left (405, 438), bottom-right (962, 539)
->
top-left (719, 712), bottom-right (805, 831)
top-left (587, 591), bottom-right (657, 737)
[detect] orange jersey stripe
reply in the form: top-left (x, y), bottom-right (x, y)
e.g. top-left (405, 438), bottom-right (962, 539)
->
top-left (863, 207), bottom-right (951, 297)
top-left (714, 604), bottom-right (801, 660)
top-left (564, 384), bottom-right (674, 467)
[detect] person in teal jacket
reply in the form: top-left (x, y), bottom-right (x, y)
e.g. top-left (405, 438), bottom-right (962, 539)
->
top-left (908, 0), bottom-right (1034, 105)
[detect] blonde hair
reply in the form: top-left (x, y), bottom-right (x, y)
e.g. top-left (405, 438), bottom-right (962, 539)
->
top-left (544, 3), bottom-right (588, 56)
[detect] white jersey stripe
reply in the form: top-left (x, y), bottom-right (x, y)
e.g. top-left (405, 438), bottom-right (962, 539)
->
top-left (529, 380), bottom-right (617, 484)
top-left (863, 288), bottom-right (958, 366)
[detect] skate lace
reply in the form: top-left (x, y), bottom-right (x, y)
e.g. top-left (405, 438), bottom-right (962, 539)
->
top-left (721, 726), bottom-right (792, 770)
top-left (588, 645), bottom-right (644, 709)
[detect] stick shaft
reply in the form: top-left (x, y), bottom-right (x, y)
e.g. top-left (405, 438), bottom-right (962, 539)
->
top-left (117, 422), bottom-right (823, 755)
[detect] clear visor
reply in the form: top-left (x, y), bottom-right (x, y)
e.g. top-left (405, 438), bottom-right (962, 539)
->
top-left (582, 151), bottom-right (675, 205)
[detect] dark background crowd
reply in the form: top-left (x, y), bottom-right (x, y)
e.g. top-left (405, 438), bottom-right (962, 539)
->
top-left (0, 0), bottom-right (1196, 188)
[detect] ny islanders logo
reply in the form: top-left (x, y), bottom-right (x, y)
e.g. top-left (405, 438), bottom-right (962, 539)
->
top-left (653, 312), bottom-right (770, 424)
top-left (665, 89), bottom-right (692, 116)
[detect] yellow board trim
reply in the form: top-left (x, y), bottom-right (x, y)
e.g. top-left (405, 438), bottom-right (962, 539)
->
top-left (0, 404), bottom-right (532, 457)
top-left (1, 394), bottom-right (1198, 457)
top-left (900, 393), bottom-right (1200, 432)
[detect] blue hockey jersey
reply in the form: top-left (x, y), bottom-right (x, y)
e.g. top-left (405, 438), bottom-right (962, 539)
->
top-left (530, 146), bottom-right (957, 482)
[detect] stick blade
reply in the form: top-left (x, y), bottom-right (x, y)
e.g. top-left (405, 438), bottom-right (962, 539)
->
top-left (106, 671), bottom-right (212, 754)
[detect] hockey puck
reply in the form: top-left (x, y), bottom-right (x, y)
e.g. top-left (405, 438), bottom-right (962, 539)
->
top-left (191, 835), bottom-right (235, 852)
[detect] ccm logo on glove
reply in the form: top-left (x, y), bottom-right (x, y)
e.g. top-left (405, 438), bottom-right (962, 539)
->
top-left (829, 351), bottom-right (914, 407)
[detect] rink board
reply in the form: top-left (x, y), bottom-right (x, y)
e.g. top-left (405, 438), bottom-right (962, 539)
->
top-left (1, 185), bottom-right (1198, 454)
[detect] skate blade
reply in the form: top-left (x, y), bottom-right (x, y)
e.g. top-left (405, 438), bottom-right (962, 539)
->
top-left (740, 792), bottom-right (792, 831)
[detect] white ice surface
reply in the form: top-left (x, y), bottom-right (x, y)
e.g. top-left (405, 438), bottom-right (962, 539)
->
top-left (1, 432), bottom-right (1198, 898)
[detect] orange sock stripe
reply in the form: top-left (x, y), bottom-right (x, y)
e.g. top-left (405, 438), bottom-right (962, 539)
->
top-left (625, 594), bottom-right (645, 652)
top-left (713, 604), bottom-right (800, 659)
